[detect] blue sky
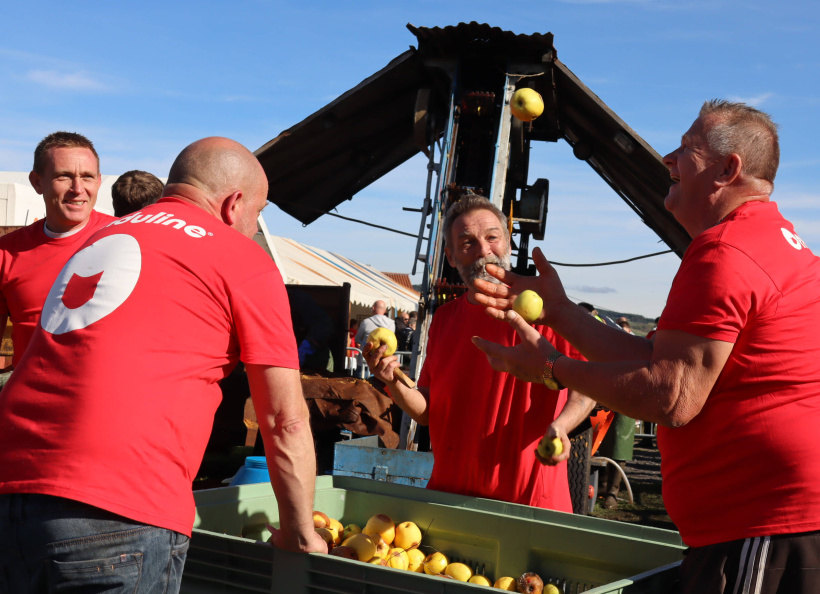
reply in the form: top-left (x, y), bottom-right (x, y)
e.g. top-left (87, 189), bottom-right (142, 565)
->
top-left (2, 1), bottom-right (818, 317)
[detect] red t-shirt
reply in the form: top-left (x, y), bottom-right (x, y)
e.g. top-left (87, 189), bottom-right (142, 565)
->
top-left (657, 200), bottom-right (820, 547)
top-left (0, 198), bottom-right (298, 536)
top-left (0, 210), bottom-right (115, 366)
top-left (419, 295), bottom-right (573, 512)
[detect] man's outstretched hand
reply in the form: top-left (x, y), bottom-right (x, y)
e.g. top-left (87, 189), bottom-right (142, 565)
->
top-left (471, 309), bottom-right (559, 384)
top-left (472, 247), bottom-right (569, 325)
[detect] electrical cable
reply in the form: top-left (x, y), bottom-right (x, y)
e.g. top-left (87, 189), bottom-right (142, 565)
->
top-left (276, 200), bottom-right (673, 267)
top-left (544, 249), bottom-right (674, 267)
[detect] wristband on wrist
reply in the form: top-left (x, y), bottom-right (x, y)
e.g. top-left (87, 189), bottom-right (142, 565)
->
top-left (542, 351), bottom-right (565, 391)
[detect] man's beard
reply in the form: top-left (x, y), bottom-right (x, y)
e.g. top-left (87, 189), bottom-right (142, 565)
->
top-left (456, 252), bottom-right (511, 287)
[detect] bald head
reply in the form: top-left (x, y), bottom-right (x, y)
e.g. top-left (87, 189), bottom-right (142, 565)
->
top-left (164, 137), bottom-right (268, 212)
top-left (373, 300), bottom-right (387, 315)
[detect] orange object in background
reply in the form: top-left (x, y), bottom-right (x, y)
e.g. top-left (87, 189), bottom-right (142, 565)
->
top-left (589, 409), bottom-right (615, 457)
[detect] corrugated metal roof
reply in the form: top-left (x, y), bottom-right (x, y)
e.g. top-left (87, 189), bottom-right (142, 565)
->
top-left (256, 22), bottom-right (690, 256)
top-left (381, 272), bottom-right (415, 292)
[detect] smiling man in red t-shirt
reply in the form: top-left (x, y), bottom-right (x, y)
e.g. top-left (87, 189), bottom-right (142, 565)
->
top-left (0, 132), bottom-right (115, 368)
top-left (472, 100), bottom-right (820, 593)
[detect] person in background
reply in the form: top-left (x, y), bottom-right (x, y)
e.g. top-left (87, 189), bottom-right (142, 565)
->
top-left (354, 300), bottom-right (395, 377)
top-left (365, 194), bottom-right (595, 510)
top-left (0, 137), bottom-right (325, 593)
top-left (111, 169), bottom-right (164, 217)
top-left (472, 100), bottom-right (820, 592)
top-left (0, 131), bottom-right (115, 369)
top-left (395, 311), bottom-right (413, 353)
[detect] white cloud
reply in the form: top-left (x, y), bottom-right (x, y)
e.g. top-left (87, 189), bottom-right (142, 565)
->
top-left (726, 92), bottom-right (774, 107)
top-left (567, 285), bottom-right (617, 294)
top-left (26, 69), bottom-right (110, 92)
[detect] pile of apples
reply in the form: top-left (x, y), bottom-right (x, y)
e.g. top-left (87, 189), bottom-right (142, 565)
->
top-left (312, 510), bottom-right (560, 592)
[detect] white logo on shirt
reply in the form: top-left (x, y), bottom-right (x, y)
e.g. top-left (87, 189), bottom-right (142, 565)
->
top-left (41, 234), bottom-right (141, 335)
top-left (107, 211), bottom-right (209, 239)
top-left (781, 228), bottom-right (808, 251)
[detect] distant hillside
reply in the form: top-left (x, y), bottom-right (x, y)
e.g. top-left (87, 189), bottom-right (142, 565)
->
top-left (412, 285), bottom-right (658, 335)
top-left (597, 308), bottom-right (658, 337)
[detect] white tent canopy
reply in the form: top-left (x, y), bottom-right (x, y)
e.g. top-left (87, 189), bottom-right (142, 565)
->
top-left (0, 171), bottom-right (418, 316)
top-left (269, 236), bottom-right (419, 314)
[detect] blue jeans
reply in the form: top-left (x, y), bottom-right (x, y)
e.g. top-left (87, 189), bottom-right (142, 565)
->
top-left (0, 493), bottom-right (189, 593)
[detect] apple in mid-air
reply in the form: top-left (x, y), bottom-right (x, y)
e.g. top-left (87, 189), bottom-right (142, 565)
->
top-left (513, 290), bottom-right (543, 324)
top-left (510, 88), bottom-right (544, 122)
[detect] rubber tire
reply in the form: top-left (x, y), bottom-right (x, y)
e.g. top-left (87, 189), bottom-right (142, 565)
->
top-left (568, 427), bottom-right (593, 514)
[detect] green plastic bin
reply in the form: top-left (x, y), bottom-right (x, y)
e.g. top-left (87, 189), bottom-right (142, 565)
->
top-left (182, 475), bottom-right (683, 593)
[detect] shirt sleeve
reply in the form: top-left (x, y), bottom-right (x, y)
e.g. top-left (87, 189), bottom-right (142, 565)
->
top-left (230, 266), bottom-right (299, 369)
top-left (659, 238), bottom-right (779, 343)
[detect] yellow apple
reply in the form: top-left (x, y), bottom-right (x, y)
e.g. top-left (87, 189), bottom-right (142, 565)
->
top-left (363, 513), bottom-right (395, 545)
top-left (368, 556), bottom-right (389, 566)
top-left (393, 521), bottom-right (422, 550)
top-left (544, 584), bottom-right (561, 594)
top-left (342, 523), bottom-right (362, 540)
top-left (444, 562), bottom-right (473, 582)
top-left (494, 576), bottom-right (519, 591)
top-left (423, 551), bottom-right (449, 575)
top-left (328, 518), bottom-right (344, 545)
top-left (513, 290), bottom-right (543, 324)
top-left (406, 548), bottom-right (425, 572)
top-left (341, 533), bottom-right (376, 561)
top-left (315, 527), bottom-right (337, 552)
top-left (387, 548), bottom-right (409, 570)
top-left (510, 88), bottom-right (544, 122)
top-left (468, 574), bottom-right (492, 586)
top-left (368, 533), bottom-right (390, 559)
top-left (536, 435), bottom-right (563, 459)
top-left (312, 510), bottom-right (330, 529)
top-left (367, 327), bottom-right (398, 356)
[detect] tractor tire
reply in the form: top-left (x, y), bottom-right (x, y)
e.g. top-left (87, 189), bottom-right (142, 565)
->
top-left (568, 427), bottom-right (593, 515)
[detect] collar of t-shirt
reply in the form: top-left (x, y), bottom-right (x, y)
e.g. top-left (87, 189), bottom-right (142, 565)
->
top-left (43, 218), bottom-right (89, 239)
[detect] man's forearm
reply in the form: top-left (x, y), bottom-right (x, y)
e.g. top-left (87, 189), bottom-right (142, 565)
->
top-left (553, 389), bottom-right (596, 435)
top-left (551, 302), bottom-right (654, 363)
top-left (385, 380), bottom-right (430, 426)
top-left (247, 365), bottom-right (317, 550)
top-left (265, 409), bottom-right (318, 542)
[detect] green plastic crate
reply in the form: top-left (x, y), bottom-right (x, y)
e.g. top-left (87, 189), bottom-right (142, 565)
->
top-left (182, 475), bottom-right (683, 593)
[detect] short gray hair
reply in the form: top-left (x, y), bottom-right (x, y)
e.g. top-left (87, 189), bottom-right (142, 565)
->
top-left (442, 194), bottom-right (509, 247)
top-left (699, 99), bottom-right (779, 184)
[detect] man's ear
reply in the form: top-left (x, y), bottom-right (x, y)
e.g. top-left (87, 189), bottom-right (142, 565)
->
top-left (220, 191), bottom-right (243, 225)
top-left (444, 245), bottom-right (455, 267)
top-left (716, 153), bottom-right (742, 187)
top-left (28, 171), bottom-right (43, 195)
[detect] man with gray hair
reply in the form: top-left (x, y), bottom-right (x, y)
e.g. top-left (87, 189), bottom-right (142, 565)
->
top-left (365, 194), bottom-right (595, 511)
top-left (472, 101), bottom-right (820, 592)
